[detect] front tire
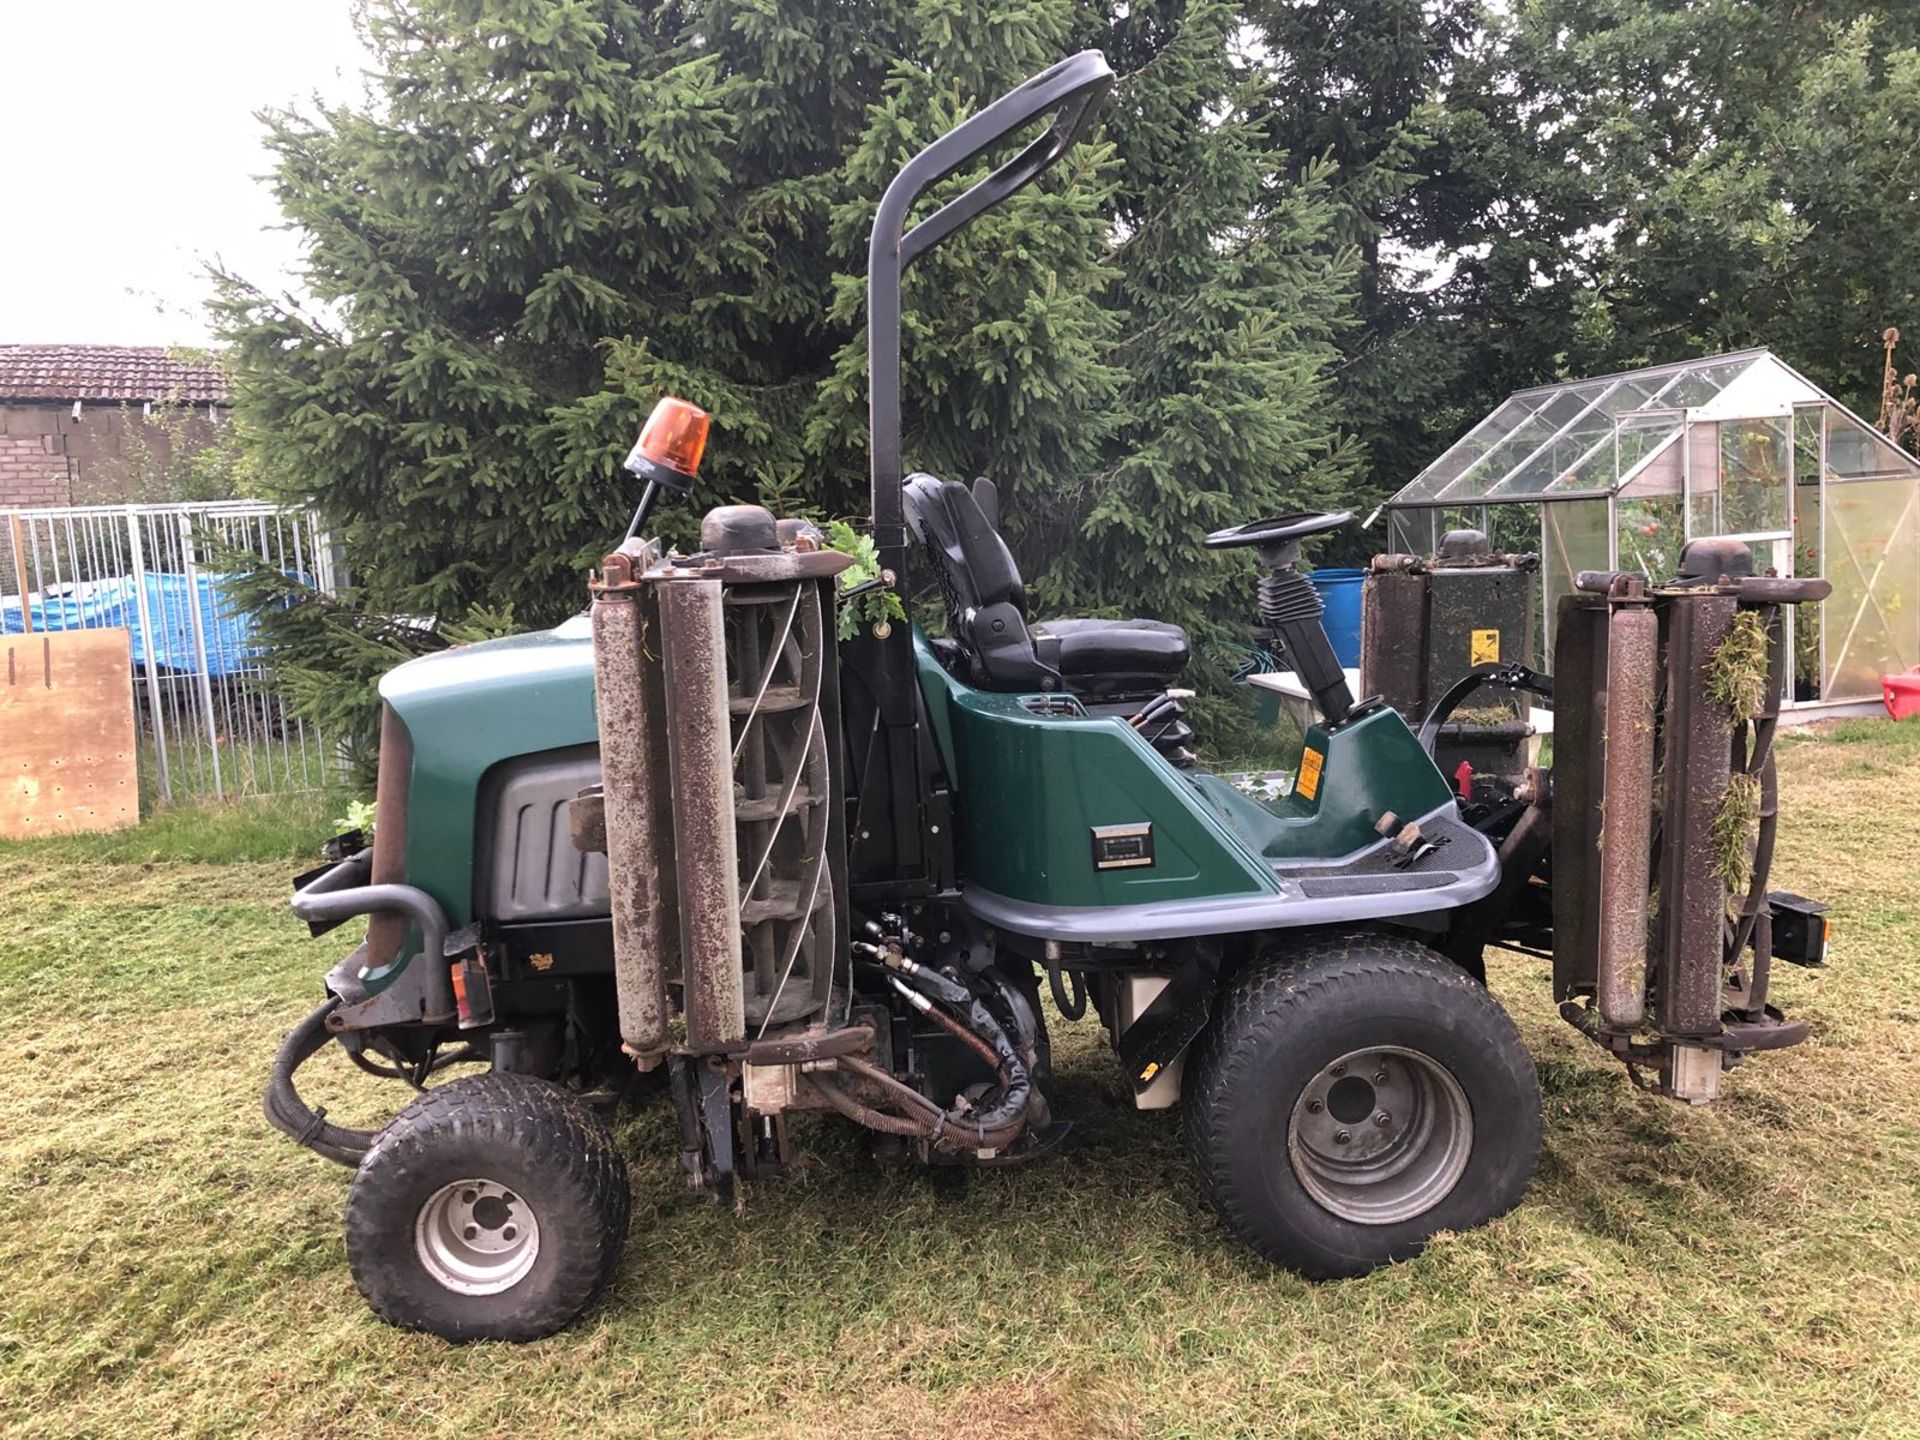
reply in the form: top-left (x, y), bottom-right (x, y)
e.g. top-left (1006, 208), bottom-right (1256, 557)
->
top-left (1184, 932), bottom-right (1540, 1278)
top-left (346, 1073), bottom-right (631, 1341)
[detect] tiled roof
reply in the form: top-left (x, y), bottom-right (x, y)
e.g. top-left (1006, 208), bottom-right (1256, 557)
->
top-left (0, 345), bottom-right (229, 404)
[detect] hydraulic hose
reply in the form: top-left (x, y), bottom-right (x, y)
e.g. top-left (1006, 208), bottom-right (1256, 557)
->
top-left (889, 964), bottom-right (1033, 1144)
top-left (834, 1053), bottom-right (1027, 1151)
top-left (984, 966), bottom-right (1040, 1055)
top-left (1046, 958), bottom-right (1087, 1021)
top-left (918, 996), bottom-right (1003, 1072)
top-left (826, 955), bottom-right (1036, 1149)
top-left (812, 1071), bottom-right (935, 1137)
top-left (263, 998), bottom-right (379, 1168)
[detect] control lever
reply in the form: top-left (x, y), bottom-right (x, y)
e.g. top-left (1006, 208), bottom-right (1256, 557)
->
top-left (1388, 819), bottom-right (1449, 870)
top-left (1130, 687), bottom-right (1194, 730)
top-left (1131, 688), bottom-right (1197, 769)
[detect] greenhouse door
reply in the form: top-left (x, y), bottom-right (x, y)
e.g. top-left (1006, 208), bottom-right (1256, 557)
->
top-left (1817, 408), bottom-right (1920, 702)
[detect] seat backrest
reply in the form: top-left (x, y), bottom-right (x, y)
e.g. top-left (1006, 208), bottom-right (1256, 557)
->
top-left (903, 473), bottom-right (1059, 691)
top-left (902, 474), bottom-right (1026, 615)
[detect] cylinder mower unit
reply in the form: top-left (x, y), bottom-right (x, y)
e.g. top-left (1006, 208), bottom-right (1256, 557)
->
top-left (258, 47), bottom-right (1842, 1347)
top-left (1550, 538), bottom-right (1831, 1103)
top-left (587, 506), bottom-right (850, 1062)
top-left (1362, 528), bottom-right (1540, 800)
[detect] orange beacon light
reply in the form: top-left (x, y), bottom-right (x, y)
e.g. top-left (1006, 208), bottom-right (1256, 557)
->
top-left (622, 396), bottom-right (710, 539)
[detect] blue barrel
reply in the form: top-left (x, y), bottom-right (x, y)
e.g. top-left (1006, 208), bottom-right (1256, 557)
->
top-left (1307, 567), bottom-right (1365, 669)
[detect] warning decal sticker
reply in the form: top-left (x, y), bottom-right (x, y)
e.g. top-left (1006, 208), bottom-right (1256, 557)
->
top-left (1297, 747), bottom-right (1325, 802)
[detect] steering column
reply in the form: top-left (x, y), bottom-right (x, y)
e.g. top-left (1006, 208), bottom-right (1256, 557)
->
top-left (1205, 511), bottom-right (1356, 726)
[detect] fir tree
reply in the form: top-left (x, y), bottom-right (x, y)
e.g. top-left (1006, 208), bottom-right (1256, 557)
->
top-left (216, 0), bottom-right (1358, 754)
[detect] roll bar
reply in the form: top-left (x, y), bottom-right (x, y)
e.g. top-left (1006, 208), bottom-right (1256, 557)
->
top-left (866, 50), bottom-right (1115, 558)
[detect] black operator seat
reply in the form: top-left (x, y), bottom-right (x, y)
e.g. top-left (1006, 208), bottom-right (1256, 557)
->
top-left (902, 473), bottom-right (1189, 698)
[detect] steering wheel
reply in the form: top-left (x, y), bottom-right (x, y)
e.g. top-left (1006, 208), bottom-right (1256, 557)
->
top-left (1203, 510), bottom-right (1353, 551)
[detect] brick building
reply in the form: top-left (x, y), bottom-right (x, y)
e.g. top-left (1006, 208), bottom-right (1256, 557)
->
top-left (0, 345), bottom-right (230, 508)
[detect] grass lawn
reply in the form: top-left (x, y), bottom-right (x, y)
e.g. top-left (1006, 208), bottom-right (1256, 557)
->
top-left (2, 725), bottom-right (1918, 1438)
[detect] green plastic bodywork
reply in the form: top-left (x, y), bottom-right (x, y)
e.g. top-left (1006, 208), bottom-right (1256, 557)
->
top-left (363, 617), bottom-right (1452, 990)
top-left (381, 615), bottom-right (598, 932)
top-left (1183, 715), bottom-right (1455, 861)
top-left (913, 633), bottom-right (1453, 907)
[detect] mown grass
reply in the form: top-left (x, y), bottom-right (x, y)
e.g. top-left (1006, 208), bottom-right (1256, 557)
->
top-left (2, 726), bottom-right (1919, 1438)
top-left (0, 789), bottom-right (352, 868)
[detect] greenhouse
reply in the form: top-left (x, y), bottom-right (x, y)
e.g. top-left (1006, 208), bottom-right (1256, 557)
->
top-left (1380, 348), bottom-right (1920, 709)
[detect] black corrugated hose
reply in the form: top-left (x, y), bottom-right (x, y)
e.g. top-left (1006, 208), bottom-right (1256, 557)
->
top-left (889, 964), bottom-right (1033, 1146)
top-left (263, 998), bottom-right (378, 1167)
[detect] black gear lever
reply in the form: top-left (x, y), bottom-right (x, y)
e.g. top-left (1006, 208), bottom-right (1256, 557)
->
top-left (1204, 510), bottom-right (1355, 726)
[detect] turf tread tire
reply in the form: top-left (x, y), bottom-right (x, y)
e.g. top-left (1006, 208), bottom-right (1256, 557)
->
top-left (346, 1073), bottom-right (631, 1342)
top-left (1184, 931), bottom-right (1540, 1278)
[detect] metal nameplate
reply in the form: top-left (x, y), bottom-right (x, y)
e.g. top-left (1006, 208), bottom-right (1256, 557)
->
top-left (1091, 821), bottom-right (1155, 870)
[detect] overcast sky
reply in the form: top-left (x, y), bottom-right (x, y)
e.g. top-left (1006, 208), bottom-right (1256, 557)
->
top-left (0, 0), bottom-right (369, 348)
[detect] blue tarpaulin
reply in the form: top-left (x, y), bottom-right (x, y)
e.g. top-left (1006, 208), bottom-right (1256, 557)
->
top-left (1, 573), bottom-right (264, 676)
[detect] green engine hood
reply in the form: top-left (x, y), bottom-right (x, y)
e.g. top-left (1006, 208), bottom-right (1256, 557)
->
top-left (381, 615), bottom-right (598, 926)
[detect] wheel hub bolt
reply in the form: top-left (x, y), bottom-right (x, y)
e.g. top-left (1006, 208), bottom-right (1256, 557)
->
top-left (1333, 1129), bottom-right (1352, 1145)
top-left (1307, 1099), bottom-right (1324, 1113)
top-left (1330, 1063), bottom-right (1346, 1076)
top-left (1375, 1111), bottom-right (1391, 1126)
top-left (463, 1225), bottom-right (478, 1240)
top-left (1374, 1070), bottom-right (1389, 1085)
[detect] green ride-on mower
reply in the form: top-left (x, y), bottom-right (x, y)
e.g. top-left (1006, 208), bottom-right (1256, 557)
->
top-left (265, 51), bottom-right (1835, 1342)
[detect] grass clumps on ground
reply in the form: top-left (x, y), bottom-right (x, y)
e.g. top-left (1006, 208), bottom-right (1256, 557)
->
top-left (3, 728), bottom-right (1920, 1437)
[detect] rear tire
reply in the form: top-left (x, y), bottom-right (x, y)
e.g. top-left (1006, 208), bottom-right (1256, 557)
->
top-left (1184, 932), bottom-right (1539, 1278)
top-left (346, 1073), bottom-right (631, 1341)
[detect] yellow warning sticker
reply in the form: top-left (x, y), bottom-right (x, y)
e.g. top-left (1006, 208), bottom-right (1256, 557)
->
top-left (1470, 628), bottom-right (1501, 665)
top-left (1297, 747), bottom-right (1325, 802)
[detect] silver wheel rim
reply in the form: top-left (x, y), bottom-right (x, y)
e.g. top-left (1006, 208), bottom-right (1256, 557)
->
top-left (414, 1178), bottom-right (540, 1296)
top-left (1287, 1045), bottom-right (1473, 1226)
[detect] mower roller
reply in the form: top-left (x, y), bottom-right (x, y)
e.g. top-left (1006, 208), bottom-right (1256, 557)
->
top-left (265, 51), bottom-right (1835, 1342)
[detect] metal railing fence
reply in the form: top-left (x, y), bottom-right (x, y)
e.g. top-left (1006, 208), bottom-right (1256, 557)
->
top-left (1, 500), bottom-right (340, 803)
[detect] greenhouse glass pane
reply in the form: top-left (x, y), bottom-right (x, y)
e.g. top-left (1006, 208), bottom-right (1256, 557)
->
top-left (1500, 379), bottom-right (1684, 497)
top-left (1821, 478), bottom-right (1920, 701)
top-left (1398, 397), bottom-right (1551, 503)
top-left (1594, 375), bottom-right (1672, 418)
top-left (1444, 382), bottom-right (1614, 500)
top-left (1794, 477), bottom-right (1822, 700)
top-left (1540, 498), bottom-right (1611, 665)
top-left (1483, 503), bottom-right (1539, 555)
top-left (1825, 409), bottom-right (1919, 485)
top-left (1617, 426), bottom-right (1684, 496)
top-left (1615, 493), bottom-right (1685, 580)
top-left (1691, 417), bottom-right (1790, 535)
top-left (1793, 405), bottom-right (1821, 487)
top-left (1658, 358), bottom-right (1759, 409)
top-left (1499, 413), bottom-right (1617, 495)
top-left (1388, 508), bottom-right (1435, 556)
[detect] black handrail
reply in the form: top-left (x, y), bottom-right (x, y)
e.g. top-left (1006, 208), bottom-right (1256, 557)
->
top-left (854, 51), bottom-right (1113, 888)
top-left (866, 50), bottom-right (1115, 564)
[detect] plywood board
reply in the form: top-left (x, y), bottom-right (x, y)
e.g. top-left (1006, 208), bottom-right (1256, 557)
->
top-left (1, 628), bottom-right (139, 838)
